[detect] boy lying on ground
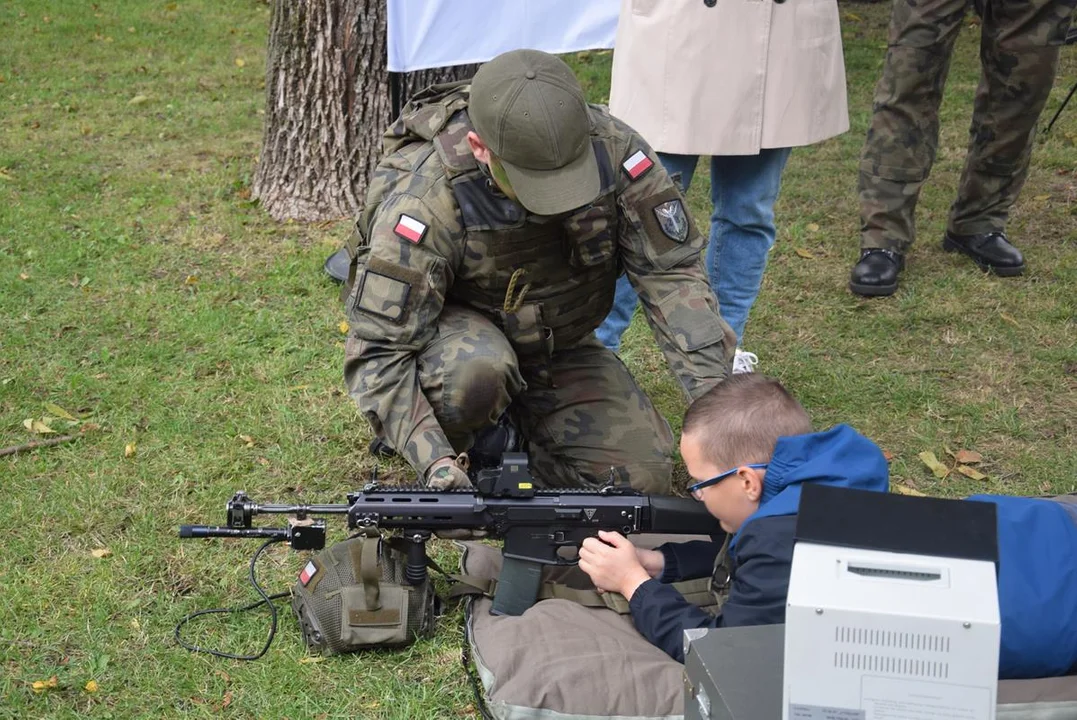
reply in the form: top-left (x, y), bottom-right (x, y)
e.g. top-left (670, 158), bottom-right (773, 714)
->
top-left (578, 374), bottom-right (1077, 679)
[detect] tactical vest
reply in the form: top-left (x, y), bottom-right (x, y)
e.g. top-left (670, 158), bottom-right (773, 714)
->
top-left (355, 82), bottom-right (622, 372)
top-left (433, 113), bottom-right (621, 364)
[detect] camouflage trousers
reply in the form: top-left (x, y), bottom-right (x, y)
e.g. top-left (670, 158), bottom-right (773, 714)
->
top-left (859, 0), bottom-right (1076, 251)
top-left (405, 305), bottom-right (674, 495)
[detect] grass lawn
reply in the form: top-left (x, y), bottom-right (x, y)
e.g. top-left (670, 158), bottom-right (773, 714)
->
top-left (2, 1), bottom-right (1075, 717)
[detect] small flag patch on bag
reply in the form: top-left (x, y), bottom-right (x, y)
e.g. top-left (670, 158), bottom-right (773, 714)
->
top-left (299, 560), bottom-right (318, 586)
top-left (393, 214), bottom-right (428, 243)
top-left (622, 150), bottom-right (653, 180)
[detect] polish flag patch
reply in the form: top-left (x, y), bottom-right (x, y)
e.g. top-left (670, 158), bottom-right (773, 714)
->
top-left (621, 150), bottom-right (653, 180)
top-left (393, 214), bottom-right (428, 244)
top-left (299, 560), bottom-right (318, 586)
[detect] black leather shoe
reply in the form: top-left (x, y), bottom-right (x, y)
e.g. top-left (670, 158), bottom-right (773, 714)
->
top-left (849, 248), bottom-right (904, 297)
top-left (943, 231), bottom-right (1024, 276)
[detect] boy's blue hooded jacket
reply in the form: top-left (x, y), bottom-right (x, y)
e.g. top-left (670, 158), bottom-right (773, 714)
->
top-left (628, 424), bottom-right (889, 662)
top-left (628, 425), bottom-right (1077, 679)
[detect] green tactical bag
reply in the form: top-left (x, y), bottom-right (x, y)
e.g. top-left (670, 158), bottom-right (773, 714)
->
top-left (291, 531), bottom-right (439, 655)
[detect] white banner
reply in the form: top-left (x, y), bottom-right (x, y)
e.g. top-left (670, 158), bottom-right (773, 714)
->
top-left (386, 0), bottom-right (620, 73)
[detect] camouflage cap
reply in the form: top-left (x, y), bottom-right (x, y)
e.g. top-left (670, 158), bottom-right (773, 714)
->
top-left (469, 49), bottom-right (600, 216)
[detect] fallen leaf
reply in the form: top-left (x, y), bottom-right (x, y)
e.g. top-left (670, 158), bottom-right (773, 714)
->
top-left (806, 223), bottom-right (820, 233)
top-left (45, 403), bottom-right (79, 421)
top-left (1000, 312), bottom-right (1018, 326)
top-left (843, 11), bottom-right (862, 20)
top-left (298, 656), bottom-right (324, 664)
top-left (31, 676), bottom-right (59, 693)
top-left (918, 451), bottom-right (950, 479)
top-left (795, 248), bottom-right (815, 260)
top-left (882, 449), bottom-right (894, 462)
top-left (234, 58), bottom-right (245, 68)
top-left (128, 94), bottom-right (150, 105)
top-left (124, 442), bottom-right (136, 458)
top-left (338, 320), bottom-right (349, 334)
top-left (23, 418), bottom-right (57, 434)
top-left (184, 275), bottom-right (198, 285)
top-left (893, 485), bottom-right (927, 497)
top-left (19, 272), bottom-right (29, 280)
top-left (130, 618), bottom-right (141, 630)
top-left (85, 680), bottom-right (99, 693)
top-left (957, 465), bottom-right (987, 481)
top-left (91, 548), bottom-right (112, 559)
top-left (0, 168), bottom-right (13, 181)
top-left (954, 449), bottom-right (982, 464)
top-left (221, 690), bottom-right (233, 708)
top-left (289, 384), bottom-right (309, 391)
top-left (238, 434), bottom-right (254, 448)
top-left (1033, 194), bottom-right (1050, 201)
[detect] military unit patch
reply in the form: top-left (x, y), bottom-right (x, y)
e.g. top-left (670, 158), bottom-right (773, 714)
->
top-left (621, 150), bottom-right (653, 180)
top-left (653, 199), bottom-right (689, 243)
top-left (393, 214), bottom-right (428, 244)
top-left (299, 560), bottom-right (318, 586)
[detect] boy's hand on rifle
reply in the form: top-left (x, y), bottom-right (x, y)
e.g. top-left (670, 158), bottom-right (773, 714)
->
top-left (578, 530), bottom-right (653, 601)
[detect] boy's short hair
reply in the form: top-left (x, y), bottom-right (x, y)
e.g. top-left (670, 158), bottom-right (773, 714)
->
top-left (682, 375), bottom-right (813, 469)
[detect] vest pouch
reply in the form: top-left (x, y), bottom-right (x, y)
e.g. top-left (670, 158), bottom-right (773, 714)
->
top-left (339, 583), bottom-right (411, 648)
top-left (496, 303), bottom-right (553, 360)
top-left (564, 202), bottom-right (617, 269)
top-left (291, 532), bottom-right (439, 656)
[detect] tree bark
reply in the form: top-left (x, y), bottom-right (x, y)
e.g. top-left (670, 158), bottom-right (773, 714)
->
top-left (252, 0), bottom-right (479, 222)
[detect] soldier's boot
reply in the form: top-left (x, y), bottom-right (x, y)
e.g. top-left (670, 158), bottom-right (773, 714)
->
top-left (368, 435), bottom-right (397, 459)
top-left (466, 413), bottom-right (522, 482)
top-left (942, 231), bottom-right (1024, 276)
top-left (849, 248), bottom-right (905, 297)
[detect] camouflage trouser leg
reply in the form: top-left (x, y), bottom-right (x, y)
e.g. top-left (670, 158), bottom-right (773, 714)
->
top-left (411, 307), bottom-right (673, 493)
top-left (513, 335), bottom-right (675, 495)
top-left (948, 0), bottom-right (1074, 235)
top-left (413, 305), bottom-right (525, 454)
top-left (859, 0), bottom-right (1075, 251)
top-left (857, 0), bottom-right (968, 252)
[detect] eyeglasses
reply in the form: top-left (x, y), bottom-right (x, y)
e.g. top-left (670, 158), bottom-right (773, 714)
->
top-left (687, 463), bottom-right (768, 495)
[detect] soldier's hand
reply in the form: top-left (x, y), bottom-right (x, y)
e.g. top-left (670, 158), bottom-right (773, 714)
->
top-left (426, 455), bottom-right (473, 491)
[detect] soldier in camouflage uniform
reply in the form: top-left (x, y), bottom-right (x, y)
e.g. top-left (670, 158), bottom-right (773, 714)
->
top-left (850, 0), bottom-right (1077, 296)
top-left (342, 50), bottom-right (736, 493)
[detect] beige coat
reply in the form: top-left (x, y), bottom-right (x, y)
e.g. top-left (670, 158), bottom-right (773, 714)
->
top-left (609, 0), bottom-right (850, 155)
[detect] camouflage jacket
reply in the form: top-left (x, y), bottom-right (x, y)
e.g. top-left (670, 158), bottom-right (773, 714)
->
top-left (344, 82), bottom-right (734, 476)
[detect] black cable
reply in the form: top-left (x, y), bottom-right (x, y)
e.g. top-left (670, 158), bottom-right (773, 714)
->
top-left (174, 538), bottom-right (290, 661)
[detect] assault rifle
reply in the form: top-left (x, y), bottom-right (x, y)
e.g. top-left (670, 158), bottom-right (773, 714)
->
top-left (180, 453), bottom-right (720, 616)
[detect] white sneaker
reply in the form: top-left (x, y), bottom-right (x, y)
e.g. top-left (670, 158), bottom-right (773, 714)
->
top-left (732, 349), bottom-right (759, 375)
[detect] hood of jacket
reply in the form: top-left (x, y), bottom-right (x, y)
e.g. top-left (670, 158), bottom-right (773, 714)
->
top-left (731, 424), bottom-right (889, 548)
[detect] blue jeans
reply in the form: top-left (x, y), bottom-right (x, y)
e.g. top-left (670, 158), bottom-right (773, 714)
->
top-left (596, 148), bottom-right (793, 352)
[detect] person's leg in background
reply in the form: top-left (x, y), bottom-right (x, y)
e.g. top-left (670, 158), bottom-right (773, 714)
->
top-left (595, 153), bottom-right (701, 353)
top-left (850, 0), bottom-right (968, 296)
top-left (707, 148), bottom-right (792, 373)
top-left (943, 0), bottom-right (1074, 274)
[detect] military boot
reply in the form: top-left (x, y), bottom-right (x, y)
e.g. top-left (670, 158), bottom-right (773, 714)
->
top-left (942, 231), bottom-right (1024, 276)
top-left (849, 248), bottom-right (904, 297)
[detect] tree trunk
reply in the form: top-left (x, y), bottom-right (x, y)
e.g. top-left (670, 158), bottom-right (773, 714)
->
top-left (252, 0), bottom-right (479, 222)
